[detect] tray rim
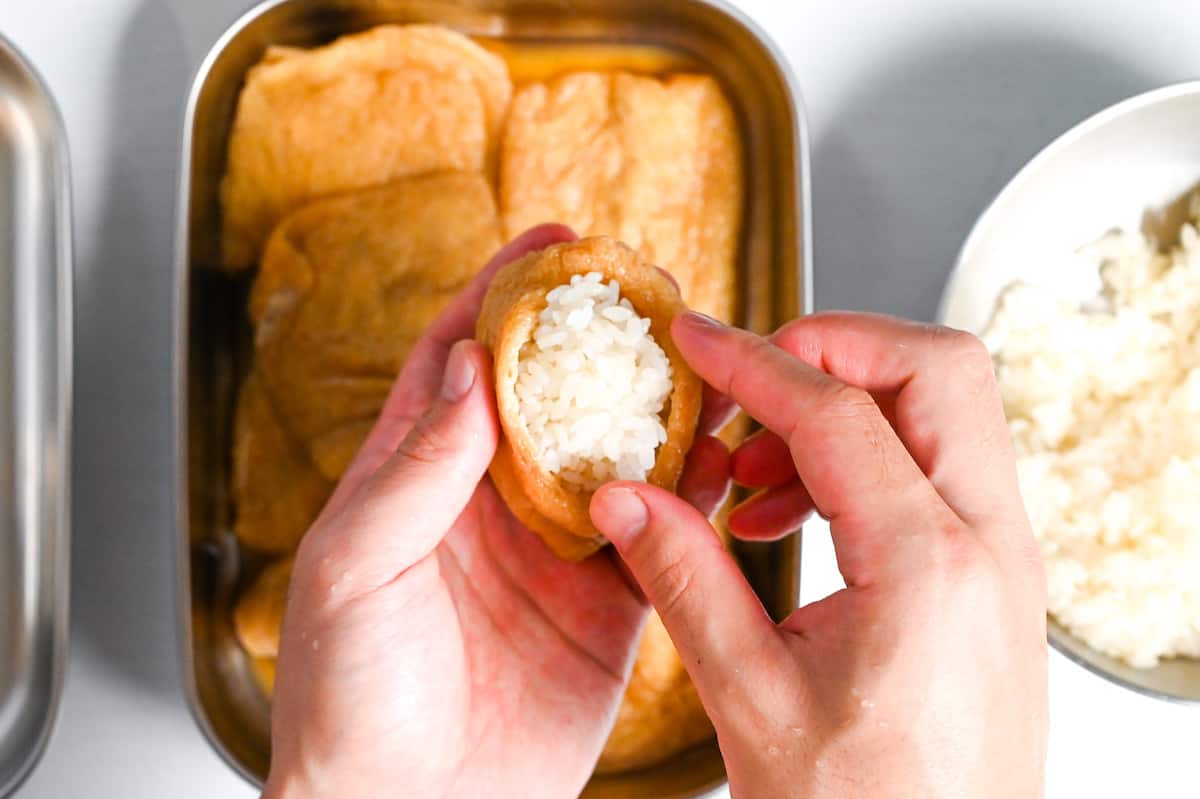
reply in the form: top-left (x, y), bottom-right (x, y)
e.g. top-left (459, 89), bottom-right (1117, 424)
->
top-left (171, 0), bottom-right (814, 791)
top-left (0, 30), bottom-right (73, 799)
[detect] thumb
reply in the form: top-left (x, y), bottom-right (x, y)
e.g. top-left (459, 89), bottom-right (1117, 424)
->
top-left (302, 340), bottom-right (498, 594)
top-left (590, 483), bottom-right (776, 693)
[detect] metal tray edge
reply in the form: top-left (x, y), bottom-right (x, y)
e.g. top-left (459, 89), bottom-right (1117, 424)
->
top-left (0, 31), bottom-right (73, 799)
top-left (172, 0), bottom-right (286, 787)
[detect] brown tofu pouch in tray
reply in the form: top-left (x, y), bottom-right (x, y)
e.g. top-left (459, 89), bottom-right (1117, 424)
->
top-left (178, 3), bottom-right (809, 797)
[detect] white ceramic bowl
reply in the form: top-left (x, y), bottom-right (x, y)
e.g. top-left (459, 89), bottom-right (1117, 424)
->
top-left (939, 82), bottom-right (1200, 703)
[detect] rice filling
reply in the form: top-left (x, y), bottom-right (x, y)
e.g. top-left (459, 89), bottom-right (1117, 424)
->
top-left (516, 272), bottom-right (673, 490)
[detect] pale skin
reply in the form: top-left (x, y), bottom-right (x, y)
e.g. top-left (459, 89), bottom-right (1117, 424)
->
top-left (264, 229), bottom-right (1049, 798)
top-left (263, 225), bottom-right (731, 799)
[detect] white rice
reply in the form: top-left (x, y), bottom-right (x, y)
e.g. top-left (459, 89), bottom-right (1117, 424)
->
top-left (515, 271), bottom-right (673, 491)
top-left (983, 192), bottom-right (1200, 668)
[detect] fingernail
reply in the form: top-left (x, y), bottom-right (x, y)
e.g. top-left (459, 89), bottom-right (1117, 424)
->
top-left (682, 311), bottom-right (725, 328)
top-left (594, 487), bottom-right (648, 545)
top-left (442, 341), bottom-right (476, 402)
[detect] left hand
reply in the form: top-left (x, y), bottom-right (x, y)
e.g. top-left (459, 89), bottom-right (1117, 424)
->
top-left (262, 225), bottom-right (731, 799)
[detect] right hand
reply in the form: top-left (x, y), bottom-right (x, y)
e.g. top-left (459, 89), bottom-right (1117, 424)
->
top-left (590, 311), bottom-right (1048, 799)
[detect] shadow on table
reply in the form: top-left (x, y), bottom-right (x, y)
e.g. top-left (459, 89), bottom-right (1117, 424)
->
top-left (72, 0), bottom-right (189, 698)
top-left (812, 28), bottom-right (1161, 321)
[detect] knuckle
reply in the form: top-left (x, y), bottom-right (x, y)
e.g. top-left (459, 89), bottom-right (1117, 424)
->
top-left (789, 381), bottom-right (899, 489)
top-left (727, 333), bottom-right (779, 395)
top-left (396, 413), bottom-right (450, 466)
top-left (818, 382), bottom-right (877, 419)
top-left (932, 326), bottom-right (995, 381)
top-left (644, 551), bottom-right (696, 622)
top-left (928, 515), bottom-right (989, 579)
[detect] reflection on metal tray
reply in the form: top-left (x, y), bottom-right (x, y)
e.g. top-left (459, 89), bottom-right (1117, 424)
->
top-left (174, 1), bottom-right (811, 796)
top-left (0, 33), bottom-right (72, 799)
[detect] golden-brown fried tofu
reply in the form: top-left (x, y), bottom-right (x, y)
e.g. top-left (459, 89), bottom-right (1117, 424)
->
top-left (477, 236), bottom-right (702, 561)
top-left (500, 72), bottom-right (743, 322)
top-left (249, 656), bottom-right (277, 699)
top-left (232, 556), bottom-right (293, 659)
top-left (231, 371), bottom-right (332, 553)
top-left (249, 171), bottom-right (503, 474)
top-left (221, 25), bottom-right (512, 268)
top-left (598, 612), bottom-right (714, 773)
top-left (308, 420), bottom-right (376, 484)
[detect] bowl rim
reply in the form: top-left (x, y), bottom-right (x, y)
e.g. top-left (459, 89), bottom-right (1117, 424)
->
top-left (940, 79), bottom-right (1200, 704)
top-left (942, 79), bottom-right (1200, 321)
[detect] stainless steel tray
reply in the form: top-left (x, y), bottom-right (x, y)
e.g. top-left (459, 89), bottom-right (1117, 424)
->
top-left (174, 1), bottom-right (810, 796)
top-left (0, 34), bottom-right (72, 799)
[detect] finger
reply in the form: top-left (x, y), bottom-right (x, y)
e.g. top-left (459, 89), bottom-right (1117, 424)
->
top-left (730, 429), bottom-right (795, 488)
top-left (590, 483), bottom-right (779, 693)
top-left (324, 224), bottom-right (577, 514)
top-left (730, 399), bottom-right (903, 487)
top-left (727, 394), bottom-right (908, 487)
top-left (673, 312), bottom-right (935, 520)
top-left (770, 312), bottom-right (1016, 524)
top-left (303, 341), bottom-right (499, 593)
top-left (672, 312), bottom-right (947, 586)
top-left (676, 435), bottom-right (731, 519)
top-left (698, 383), bottom-right (739, 436)
top-left (728, 481), bottom-right (815, 541)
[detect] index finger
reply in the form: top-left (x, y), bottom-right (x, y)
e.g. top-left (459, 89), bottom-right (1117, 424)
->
top-left (770, 312), bottom-right (1018, 525)
top-left (320, 224), bottom-right (578, 521)
top-left (671, 312), bottom-right (949, 586)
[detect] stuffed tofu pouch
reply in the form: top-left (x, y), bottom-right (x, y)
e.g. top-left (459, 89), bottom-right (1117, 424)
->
top-left (477, 236), bottom-right (701, 561)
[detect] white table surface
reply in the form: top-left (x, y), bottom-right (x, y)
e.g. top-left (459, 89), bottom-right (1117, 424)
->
top-left (2, 1), bottom-right (1198, 796)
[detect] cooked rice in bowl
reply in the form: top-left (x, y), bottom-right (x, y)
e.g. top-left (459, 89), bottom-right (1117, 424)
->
top-left (983, 191), bottom-right (1200, 669)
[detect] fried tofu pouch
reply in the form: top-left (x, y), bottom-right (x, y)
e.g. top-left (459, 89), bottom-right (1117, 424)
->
top-left (500, 73), bottom-right (746, 771)
top-left (231, 371), bottom-right (332, 553)
top-left (221, 25), bottom-right (512, 268)
top-left (233, 556), bottom-right (293, 659)
top-left (500, 71), bottom-right (742, 323)
top-left (597, 614), bottom-right (713, 773)
top-left (232, 171), bottom-right (503, 682)
top-left (476, 237), bottom-right (702, 562)
top-left (247, 172), bottom-right (503, 483)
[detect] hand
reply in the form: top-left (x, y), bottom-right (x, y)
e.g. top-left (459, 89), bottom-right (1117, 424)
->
top-left (590, 312), bottom-right (1048, 799)
top-left (262, 226), bottom-right (731, 799)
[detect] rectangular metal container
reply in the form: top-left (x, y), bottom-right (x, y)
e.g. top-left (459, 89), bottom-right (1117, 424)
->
top-left (174, 1), bottom-right (811, 796)
top-left (0, 34), bottom-right (72, 799)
